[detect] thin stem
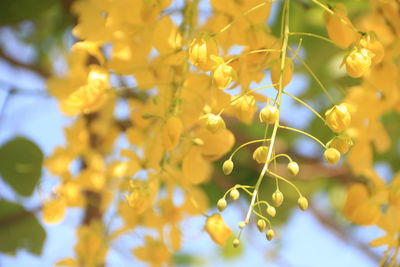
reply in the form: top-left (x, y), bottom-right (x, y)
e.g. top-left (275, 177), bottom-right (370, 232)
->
top-left (229, 139), bottom-right (271, 159)
top-left (279, 125), bottom-right (326, 148)
top-left (252, 210), bottom-right (272, 228)
top-left (244, 0), bottom-right (290, 224)
top-left (218, 2), bottom-right (268, 34)
top-left (282, 90), bottom-right (325, 122)
top-left (226, 49), bottom-right (281, 65)
top-left (218, 84), bottom-right (278, 115)
top-left (289, 32), bottom-right (337, 46)
top-left (288, 46), bottom-right (335, 104)
top-left (309, 0), bottom-right (360, 34)
top-left (389, 245), bottom-right (399, 267)
top-left (267, 170), bottom-right (302, 196)
top-left (268, 153), bottom-right (292, 163)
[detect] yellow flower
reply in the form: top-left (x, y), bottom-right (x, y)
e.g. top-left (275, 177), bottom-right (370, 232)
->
top-left (62, 66), bottom-right (110, 115)
top-left (324, 3), bottom-right (358, 48)
top-left (326, 134), bottom-right (353, 154)
top-left (343, 183), bottom-right (382, 226)
top-left (204, 113), bottom-right (226, 133)
top-left (231, 95), bottom-right (257, 123)
top-left (345, 47), bottom-right (374, 78)
top-left (205, 213), bottom-right (232, 246)
top-left (325, 104), bottom-right (351, 132)
top-left (213, 63), bottom-right (234, 90)
top-left (189, 35), bottom-right (218, 71)
top-left (359, 35), bottom-right (385, 64)
top-left (42, 197), bottom-right (66, 224)
top-left (161, 116), bottom-right (183, 150)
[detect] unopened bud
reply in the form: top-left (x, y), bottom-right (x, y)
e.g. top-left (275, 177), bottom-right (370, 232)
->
top-left (324, 148), bottom-right (341, 164)
top-left (257, 219), bottom-right (266, 232)
top-left (238, 221), bottom-right (246, 229)
top-left (233, 238), bottom-right (240, 248)
top-left (287, 161), bottom-right (299, 176)
top-left (272, 190), bottom-right (284, 207)
top-left (230, 188), bottom-right (240, 201)
top-left (217, 198), bottom-right (227, 212)
top-left (297, 196), bottom-right (309, 211)
top-left (267, 206), bottom-right (276, 217)
top-left (259, 105), bottom-right (279, 124)
top-left (266, 229), bottom-right (275, 241)
top-left (222, 159), bottom-right (234, 175)
top-left (253, 146), bottom-right (269, 164)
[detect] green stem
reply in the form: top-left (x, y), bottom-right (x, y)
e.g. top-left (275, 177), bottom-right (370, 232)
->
top-left (279, 125), bottom-right (326, 148)
top-left (244, 0), bottom-right (290, 224)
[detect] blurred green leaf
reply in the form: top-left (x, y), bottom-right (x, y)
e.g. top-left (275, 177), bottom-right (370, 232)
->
top-left (220, 235), bottom-right (243, 259)
top-left (0, 200), bottom-right (46, 255)
top-left (0, 0), bottom-right (57, 25)
top-left (0, 137), bottom-right (43, 197)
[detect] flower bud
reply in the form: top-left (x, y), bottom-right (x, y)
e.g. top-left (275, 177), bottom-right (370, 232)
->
top-left (345, 47), bottom-right (374, 78)
top-left (271, 57), bottom-right (293, 90)
top-left (217, 198), bottom-right (227, 212)
top-left (253, 146), bottom-right (269, 164)
top-left (205, 113), bottom-right (226, 133)
top-left (259, 105), bottom-right (279, 124)
top-left (189, 35), bottom-right (217, 71)
top-left (324, 148), bottom-right (341, 164)
top-left (272, 190), bottom-right (284, 207)
top-left (287, 161), bottom-right (299, 176)
top-left (297, 196), bottom-right (308, 211)
top-left (213, 63), bottom-right (234, 90)
top-left (233, 238), bottom-right (240, 248)
top-left (222, 159), bottom-right (234, 175)
top-left (326, 134), bottom-right (353, 154)
top-left (230, 188), bottom-right (240, 201)
top-left (325, 104), bottom-right (351, 133)
top-left (266, 229), bottom-right (275, 241)
top-left (267, 206), bottom-right (276, 217)
top-left (238, 221), bottom-right (246, 229)
top-left (257, 219), bottom-right (266, 232)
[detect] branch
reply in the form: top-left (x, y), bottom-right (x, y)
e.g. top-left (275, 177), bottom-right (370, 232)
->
top-left (0, 48), bottom-right (50, 78)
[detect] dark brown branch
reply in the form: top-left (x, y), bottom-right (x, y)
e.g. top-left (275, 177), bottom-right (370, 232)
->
top-left (0, 49), bottom-right (50, 78)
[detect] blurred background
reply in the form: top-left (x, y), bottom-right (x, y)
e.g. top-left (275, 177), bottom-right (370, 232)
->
top-left (0, 0), bottom-right (396, 266)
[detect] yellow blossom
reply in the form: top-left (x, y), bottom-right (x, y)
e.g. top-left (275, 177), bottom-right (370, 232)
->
top-left (213, 63), bottom-right (234, 90)
top-left (231, 95), bottom-right (257, 123)
top-left (325, 104), bottom-right (351, 132)
top-left (161, 116), bottom-right (183, 150)
top-left (205, 213), bottom-right (232, 246)
top-left (326, 134), bottom-right (353, 154)
top-left (189, 35), bottom-right (218, 71)
top-left (42, 197), bottom-right (66, 224)
top-left (345, 47), bottom-right (374, 78)
top-left (324, 3), bottom-right (358, 48)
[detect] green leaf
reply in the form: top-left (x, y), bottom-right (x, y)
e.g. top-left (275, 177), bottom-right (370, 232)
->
top-left (0, 200), bottom-right (46, 255)
top-left (0, 137), bottom-right (43, 197)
